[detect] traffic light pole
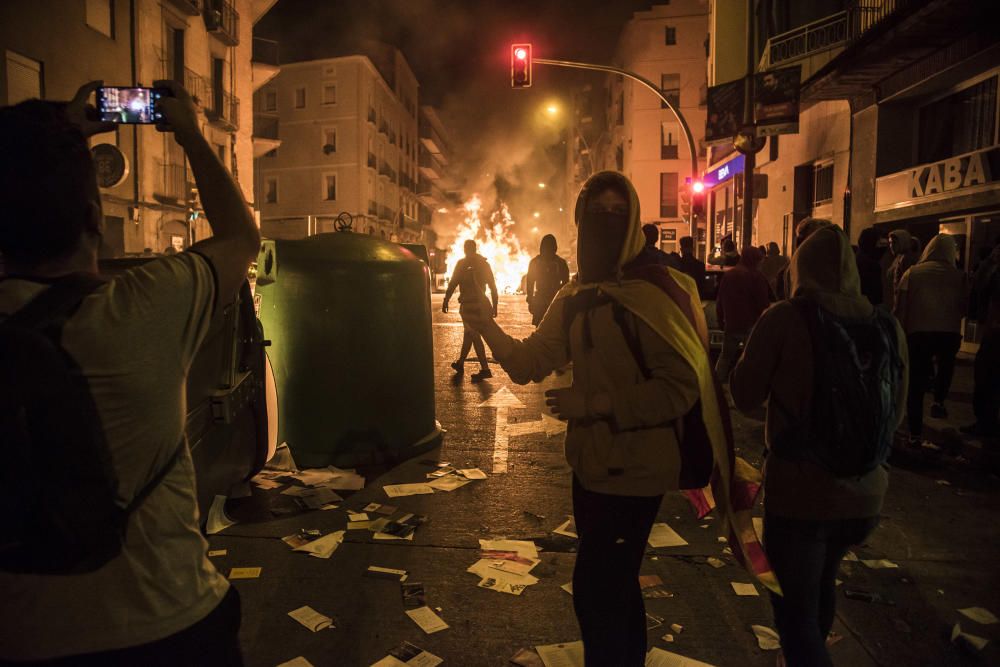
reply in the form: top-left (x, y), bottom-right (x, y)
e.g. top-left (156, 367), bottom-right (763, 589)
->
top-left (534, 57), bottom-right (700, 239)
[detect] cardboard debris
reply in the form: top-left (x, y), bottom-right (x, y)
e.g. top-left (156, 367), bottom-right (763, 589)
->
top-left (958, 607), bottom-right (999, 625)
top-left (458, 468), bottom-right (488, 479)
top-left (648, 523), bottom-right (689, 548)
top-left (751, 625), bottom-right (781, 650)
top-left (287, 605), bottom-right (334, 632)
top-left (553, 517), bottom-right (578, 539)
top-left (952, 623), bottom-right (989, 651)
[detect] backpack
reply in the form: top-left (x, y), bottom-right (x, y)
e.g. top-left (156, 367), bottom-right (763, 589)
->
top-left (772, 297), bottom-right (903, 477)
top-left (0, 274), bottom-right (182, 574)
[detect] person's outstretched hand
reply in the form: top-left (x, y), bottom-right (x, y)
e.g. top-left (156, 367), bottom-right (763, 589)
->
top-left (65, 81), bottom-right (116, 137)
top-left (153, 79), bottom-right (201, 146)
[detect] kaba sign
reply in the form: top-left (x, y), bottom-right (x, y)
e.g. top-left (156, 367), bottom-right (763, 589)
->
top-left (908, 150), bottom-right (992, 198)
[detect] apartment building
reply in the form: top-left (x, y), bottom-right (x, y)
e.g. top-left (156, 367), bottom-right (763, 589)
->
top-left (0, 0), bottom-right (274, 256)
top-left (254, 46), bottom-right (428, 243)
top-left (604, 1), bottom-right (709, 254)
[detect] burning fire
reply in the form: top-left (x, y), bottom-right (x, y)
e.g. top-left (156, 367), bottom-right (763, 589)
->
top-left (445, 195), bottom-right (531, 295)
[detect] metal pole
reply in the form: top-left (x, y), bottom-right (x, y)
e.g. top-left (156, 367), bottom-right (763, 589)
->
top-left (740, 0), bottom-right (756, 251)
top-left (535, 57), bottom-right (700, 239)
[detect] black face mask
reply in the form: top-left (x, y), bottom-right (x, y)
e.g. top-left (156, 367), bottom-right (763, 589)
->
top-left (577, 210), bottom-right (629, 283)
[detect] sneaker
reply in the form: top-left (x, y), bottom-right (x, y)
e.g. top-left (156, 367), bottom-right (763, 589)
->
top-left (471, 368), bottom-right (493, 383)
top-left (930, 403), bottom-right (947, 419)
top-left (450, 361), bottom-right (464, 373)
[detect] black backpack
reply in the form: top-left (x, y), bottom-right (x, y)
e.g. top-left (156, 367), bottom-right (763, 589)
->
top-left (0, 275), bottom-right (182, 574)
top-left (772, 297), bottom-right (903, 477)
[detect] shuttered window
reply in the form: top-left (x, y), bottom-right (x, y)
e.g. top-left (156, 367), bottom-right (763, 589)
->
top-left (5, 51), bottom-right (42, 104)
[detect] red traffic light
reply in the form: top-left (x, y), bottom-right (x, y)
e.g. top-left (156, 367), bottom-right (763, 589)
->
top-left (692, 180), bottom-right (705, 194)
top-left (511, 43), bottom-right (532, 88)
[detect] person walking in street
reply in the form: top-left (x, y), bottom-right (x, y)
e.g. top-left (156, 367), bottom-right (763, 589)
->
top-left (525, 234), bottom-right (569, 326)
top-left (709, 237), bottom-right (740, 267)
top-left (730, 225), bottom-right (907, 667)
top-left (715, 246), bottom-right (771, 381)
top-left (459, 171), bottom-right (726, 665)
top-left (886, 229), bottom-right (920, 311)
top-left (776, 218), bottom-right (835, 299)
top-left (676, 235), bottom-right (706, 297)
top-left (0, 81), bottom-right (258, 664)
top-left (895, 234), bottom-right (968, 446)
top-left (639, 223), bottom-right (680, 270)
top-left (855, 227), bottom-right (884, 307)
top-left (442, 239), bottom-right (499, 382)
top-left (963, 242), bottom-right (1000, 437)
top-left (759, 241), bottom-right (789, 298)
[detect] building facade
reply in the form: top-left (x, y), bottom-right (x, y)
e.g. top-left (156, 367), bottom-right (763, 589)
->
top-left (254, 47), bottom-right (429, 244)
top-left (1, 0), bottom-right (273, 257)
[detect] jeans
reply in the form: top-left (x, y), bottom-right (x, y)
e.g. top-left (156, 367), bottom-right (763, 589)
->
top-left (974, 328), bottom-right (1000, 430)
top-left (906, 332), bottom-right (962, 436)
top-left (715, 331), bottom-right (747, 382)
top-left (572, 476), bottom-right (662, 667)
top-left (2, 586), bottom-right (243, 667)
top-left (764, 513), bottom-right (879, 667)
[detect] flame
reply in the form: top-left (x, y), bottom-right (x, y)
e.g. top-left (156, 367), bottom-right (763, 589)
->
top-left (445, 195), bottom-right (532, 295)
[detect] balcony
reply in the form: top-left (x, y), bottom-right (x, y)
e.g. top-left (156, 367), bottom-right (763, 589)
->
top-left (182, 67), bottom-right (210, 107)
top-left (759, 11), bottom-right (848, 72)
top-left (419, 124), bottom-right (448, 156)
top-left (378, 205), bottom-right (397, 223)
top-left (367, 152), bottom-right (377, 169)
top-left (388, 130), bottom-right (396, 146)
top-left (417, 176), bottom-right (445, 206)
top-left (154, 161), bottom-right (190, 205)
top-left (418, 150), bottom-right (444, 181)
top-left (252, 38), bottom-right (280, 91)
top-left (165, 0), bottom-right (200, 15)
top-left (207, 87), bottom-right (239, 131)
top-left (368, 108), bottom-right (377, 124)
top-left (379, 120), bottom-right (388, 135)
top-left (368, 200), bottom-right (378, 216)
top-left (252, 114), bottom-right (280, 157)
top-left (399, 172), bottom-right (414, 191)
top-left (204, 0), bottom-right (239, 46)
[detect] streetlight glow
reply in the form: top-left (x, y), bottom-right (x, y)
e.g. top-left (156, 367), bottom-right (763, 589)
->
top-left (533, 211), bottom-right (541, 218)
top-left (545, 104), bottom-right (558, 115)
top-left (538, 182), bottom-right (546, 189)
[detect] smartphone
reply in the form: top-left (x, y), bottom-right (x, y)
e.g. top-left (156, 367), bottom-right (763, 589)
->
top-left (96, 86), bottom-right (171, 124)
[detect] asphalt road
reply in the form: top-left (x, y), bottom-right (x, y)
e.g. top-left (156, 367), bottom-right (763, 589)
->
top-left (215, 294), bottom-right (1000, 667)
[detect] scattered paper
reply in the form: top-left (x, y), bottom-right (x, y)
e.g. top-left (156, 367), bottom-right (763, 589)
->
top-left (229, 567), bottom-right (261, 579)
top-left (208, 549), bottom-right (227, 557)
top-left (958, 607), bottom-right (999, 625)
top-left (535, 640), bottom-right (584, 667)
top-left (277, 658), bottom-right (315, 667)
top-left (510, 647), bottom-right (546, 667)
top-left (427, 475), bottom-right (472, 492)
top-left (646, 613), bottom-right (665, 630)
top-left (374, 531), bottom-right (415, 541)
top-left (751, 625), bottom-right (781, 650)
top-left (366, 565), bottom-right (408, 581)
top-left (843, 551), bottom-right (859, 562)
top-left (936, 479), bottom-right (952, 486)
top-left (205, 495), bottom-right (236, 535)
top-left (364, 503), bottom-right (382, 512)
top-left (293, 531), bottom-right (345, 559)
top-left (375, 641), bottom-right (443, 667)
top-left (706, 557), bottom-right (725, 569)
top-left (861, 559), bottom-right (899, 569)
top-left (553, 517), bottom-right (578, 539)
top-left (479, 539), bottom-right (538, 559)
top-left (384, 483), bottom-right (435, 497)
top-left (731, 582), bottom-right (759, 597)
top-left (348, 512), bottom-right (369, 522)
top-left (376, 504), bottom-right (397, 515)
top-left (560, 582), bottom-right (574, 595)
top-left (670, 624), bottom-right (683, 634)
top-left (644, 647), bottom-right (717, 667)
top-left (427, 466), bottom-right (456, 478)
top-left (716, 536), bottom-right (728, 544)
top-left (478, 575), bottom-right (529, 595)
top-left (405, 606), bottom-right (449, 634)
top-left (458, 468), bottom-right (488, 479)
top-left (648, 523), bottom-right (689, 548)
top-left (487, 556), bottom-right (540, 577)
top-left (282, 530), bottom-right (323, 549)
top-left (252, 477), bottom-right (282, 489)
top-left (288, 605), bottom-right (334, 632)
top-left (640, 575), bottom-right (674, 599)
top-left (952, 623), bottom-right (989, 651)
top-left (347, 521), bottom-right (373, 531)
top-left (662, 634), bottom-right (674, 643)
top-left (401, 582), bottom-right (425, 609)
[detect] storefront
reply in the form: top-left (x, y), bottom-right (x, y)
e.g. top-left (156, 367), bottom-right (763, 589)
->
top-left (702, 152), bottom-right (745, 257)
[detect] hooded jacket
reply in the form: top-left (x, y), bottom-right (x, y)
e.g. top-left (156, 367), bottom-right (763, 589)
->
top-left (895, 234), bottom-right (968, 335)
top-left (715, 248), bottom-right (771, 333)
top-left (730, 226), bottom-right (908, 519)
top-left (886, 229), bottom-right (920, 310)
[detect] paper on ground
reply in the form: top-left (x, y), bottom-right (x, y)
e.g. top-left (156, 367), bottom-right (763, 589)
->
top-left (293, 531), bottom-right (345, 559)
top-left (374, 531), bottom-right (415, 541)
top-left (731, 582), bottom-right (759, 596)
top-left (560, 582), bottom-right (573, 595)
top-left (288, 605), bottom-right (333, 631)
top-left (479, 539), bottom-right (538, 559)
top-left (229, 567), bottom-right (261, 579)
top-left (706, 557), bottom-right (725, 569)
top-left (645, 647), bottom-right (718, 666)
top-left (384, 483), bottom-right (435, 497)
top-left (405, 606), bottom-right (449, 634)
top-left (648, 523), bottom-right (688, 548)
top-left (348, 512), bottom-right (369, 522)
top-left (478, 575), bottom-right (529, 595)
top-left (277, 658), bottom-right (315, 667)
top-left (861, 558), bottom-right (899, 569)
top-left (843, 551), bottom-right (859, 561)
top-left (208, 549), bottom-right (227, 557)
top-left (487, 557), bottom-right (540, 576)
top-left (751, 625), bottom-right (781, 650)
top-left (468, 559), bottom-right (539, 586)
top-left (427, 475), bottom-right (472, 492)
top-left (205, 495), bottom-right (236, 535)
top-left (951, 623), bottom-right (989, 651)
top-left (553, 517), bottom-right (578, 539)
top-left (958, 607), bottom-right (999, 625)
top-left (459, 468), bottom-right (488, 479)
top-left (535, 641), bottom-right (584, 667)
top-left (252, 477), bottom-right (282, 489)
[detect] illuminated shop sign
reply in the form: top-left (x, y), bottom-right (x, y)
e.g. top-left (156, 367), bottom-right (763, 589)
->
top-left (702, 154), bottom-right (745, 189)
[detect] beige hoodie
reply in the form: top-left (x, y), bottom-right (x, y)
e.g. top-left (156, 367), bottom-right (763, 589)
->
top-left (731, 226), bottom-right (909, 519)
top-left (896, 234), bottom-right (968, 335)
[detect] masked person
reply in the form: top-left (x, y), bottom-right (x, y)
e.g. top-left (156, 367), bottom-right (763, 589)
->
top-left (461, 171), bottom-right (728, 665)
top-left (715, 246), bottom-right (771, 381)
top-left (886, 229), bottom-right (920, 311)
top-left (443, 239), bottom-right (499, 383)
top-left (525, 234), bottom-right (570, 326)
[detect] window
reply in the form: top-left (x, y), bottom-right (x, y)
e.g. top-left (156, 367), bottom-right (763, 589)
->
top-left (166, 26), bottom-right (184, 82)
top-left (660, 172), bottom-right (678, 218)
top-left (661, 121), bottom-right (679, 160)
top-left (769, 135), bottom-right (780, 162)
top-left (86, 0), bottom-right (114, 38)
top-left (5, 51), bottom-right (42, 104)
top-left (918, 75), bottom-right (997, 164)
top-left (664, 26), bottom-right (677, 45)
top-left (813, 163), bottom-right (834, 206)
top-left (265, 177), bottom-right (278, 204)
top-left (294, 87), bottom-right (306, 109)
top-left (660, 74), bottom-right (680, 109)
top-left (322, 84), bottom-right (337, 105)
top-left (323, 128), bottom-right (337, 154)
top-left (324, 174), bottom-right (337, 201)
top-left (263, 90), bottom-right (277, 112)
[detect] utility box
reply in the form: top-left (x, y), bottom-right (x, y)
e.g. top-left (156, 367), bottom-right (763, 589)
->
top-left (255, 233), bottom-right (442, 468)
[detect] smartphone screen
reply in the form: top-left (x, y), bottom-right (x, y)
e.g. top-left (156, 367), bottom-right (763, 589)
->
top-left (96, 86), bottom-right (168, 124)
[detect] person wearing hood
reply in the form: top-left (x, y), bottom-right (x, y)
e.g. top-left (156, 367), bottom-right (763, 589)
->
top-left (855, 227), bottom-right (884, 306)
top-left (759, 241), bottom-right (789, 296)
top-left (525, 234), bottom-right (570, 326)
top-left (775, 218), bottom-right (835, 299)
top-left (895, 234), bottom-right (968, 444)
top-left (714, 246), bottom-right (771, 381)
top-left (442, 239), bottom-right (500, 383)
top-left (461, 172), bottom-right (713, 665)
top-left (730, 225), bottom-right (907, 667)
top-left (709, 237), bottom-right (740, 267)
top-left (886, 229), bottom-right (920, 311)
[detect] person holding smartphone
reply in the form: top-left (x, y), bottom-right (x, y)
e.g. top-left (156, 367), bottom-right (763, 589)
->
top-left (0, 81), bottom-right (258, 664)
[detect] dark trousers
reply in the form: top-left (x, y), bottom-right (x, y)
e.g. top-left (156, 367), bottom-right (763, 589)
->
top-left (764, 514), bottom-right (878, 667)
top-left (906, 331), bottom-right (962, 436)
top-left (974, 329), bottom-right (1000, 430)
top-left (2, 586), bottom-right (243, 667)
top-left (571, 475), bottom-right (662, 667)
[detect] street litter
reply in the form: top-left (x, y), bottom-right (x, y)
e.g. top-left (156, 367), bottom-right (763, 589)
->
top-left (535, 641), bottom-right (584, 667)
top-left (282, 529), bottom-right (323, 548)
top-left (252, 477), bottom-right (282, 489)
top-left (376, 504), bottom-right (397, 515)
top-left (427, 475), bottom-right (471, 492)
top-left (372, 641), bottom-right (443, 667)
top-left (347, 520), bottom-right (373, 530)
top-left (427, 466), bottom-right (456, 478)
top-left (510, 647), bottom-right (545, 667)
top-left (951, 623), bottom-right (989, 651)
top-left (365, 566), bottom-right (408, 581)
top-left (921, 441), bottom-right (942, 451)
top-left (646, 613), bottom-right (665, 630)
top-left (277, 658), bottom-right (314, 667)
top-left (228, 567), bottom-right (261, 579)
top-left (553, 517), bottom-right (578, 539)
top-left (716, 536), bottom-right (728, 544)
top-left (348, 512), bottom-right (369, 522)
top-left (287, 605), bottom-right (334, 632)
top-left (293, 531), bottom-right (344, 559)
top-left (731, 582), bottom-right (759, 596)
top-left (647, 523), bottom-right (688, 548)
top-left (364, 503), bottom-right (382, 512)
top-left (560, 582), bottom-right (573, 595)
top-left (405, 606), bottom-right (449, 634)
top-left (286, 465), bottom-right (365, 490)
top-left (480, 539), bottom-right (539, 558)
top-left (936, 479), bottom-right (952, 486)
top-left (640, 575), bottom-right (673, 599)
top-left (383, 483), bottom-right (435, 497)
top-left (208, 549), bottom-right (227, 557)
top-left (459, 468), bottom-right (488, 479)
top-left (861, 558), bottom-right (899, 569)
top-left (844, 588), bottom-right (895, 605)
top-left (645, 647), bottom-right (717, 666)
top-left (843, 551), bottom-right (859, 561)
top-left (402, 582), bottom-right (425, 608)
top-left (751, 625), bottom-right (781, 650)
top-left (706, 557), bottom-right (725, 569)
top-left (670, 624), bottom-right (683, 634)
top-left (661, 634), bottom-right (674, 643)
top-left (205, 495), bottom-right (236, 535)
top-left (958, 607), bottom-right (999, 625)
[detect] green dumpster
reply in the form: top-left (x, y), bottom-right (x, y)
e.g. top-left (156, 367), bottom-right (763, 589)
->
top-left (255, 233), bottom-right (442, 468)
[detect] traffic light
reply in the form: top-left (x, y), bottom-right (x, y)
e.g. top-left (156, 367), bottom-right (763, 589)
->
top-left (511, 43), bottom-right (532, 88)
top-left (683, 178), bottom-right (706, 219)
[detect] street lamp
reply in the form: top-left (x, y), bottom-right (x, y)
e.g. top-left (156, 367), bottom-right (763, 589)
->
top-left (533, 211), bottom-right (541, 218)
top-left (545, 104), bottom-right (559, 116)
top-left (538, 182), bottom-right (546, 189)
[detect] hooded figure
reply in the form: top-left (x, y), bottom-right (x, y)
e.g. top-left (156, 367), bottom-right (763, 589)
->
top-left (775, 217), bottom-right (835, 299)
top-left (854, 227), bottom-right (884, 306)
top-left (461, 171), bottom-right (773, 664)
top-left (714, 246), bottom-right (771, 381)
top-left (731, 225), bottom-right (908, 667)
top-left (525, 233), bottom-right (570, 326)
top-left (759, 241), bottom-right (789, 295)
top-left (896, 233), bottom-right (968, 441)
top-left (886, 229), bottom-right (920, 310)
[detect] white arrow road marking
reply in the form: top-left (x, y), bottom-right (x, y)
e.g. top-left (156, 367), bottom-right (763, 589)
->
top-left (480, 386), bottom-right (567, 473)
